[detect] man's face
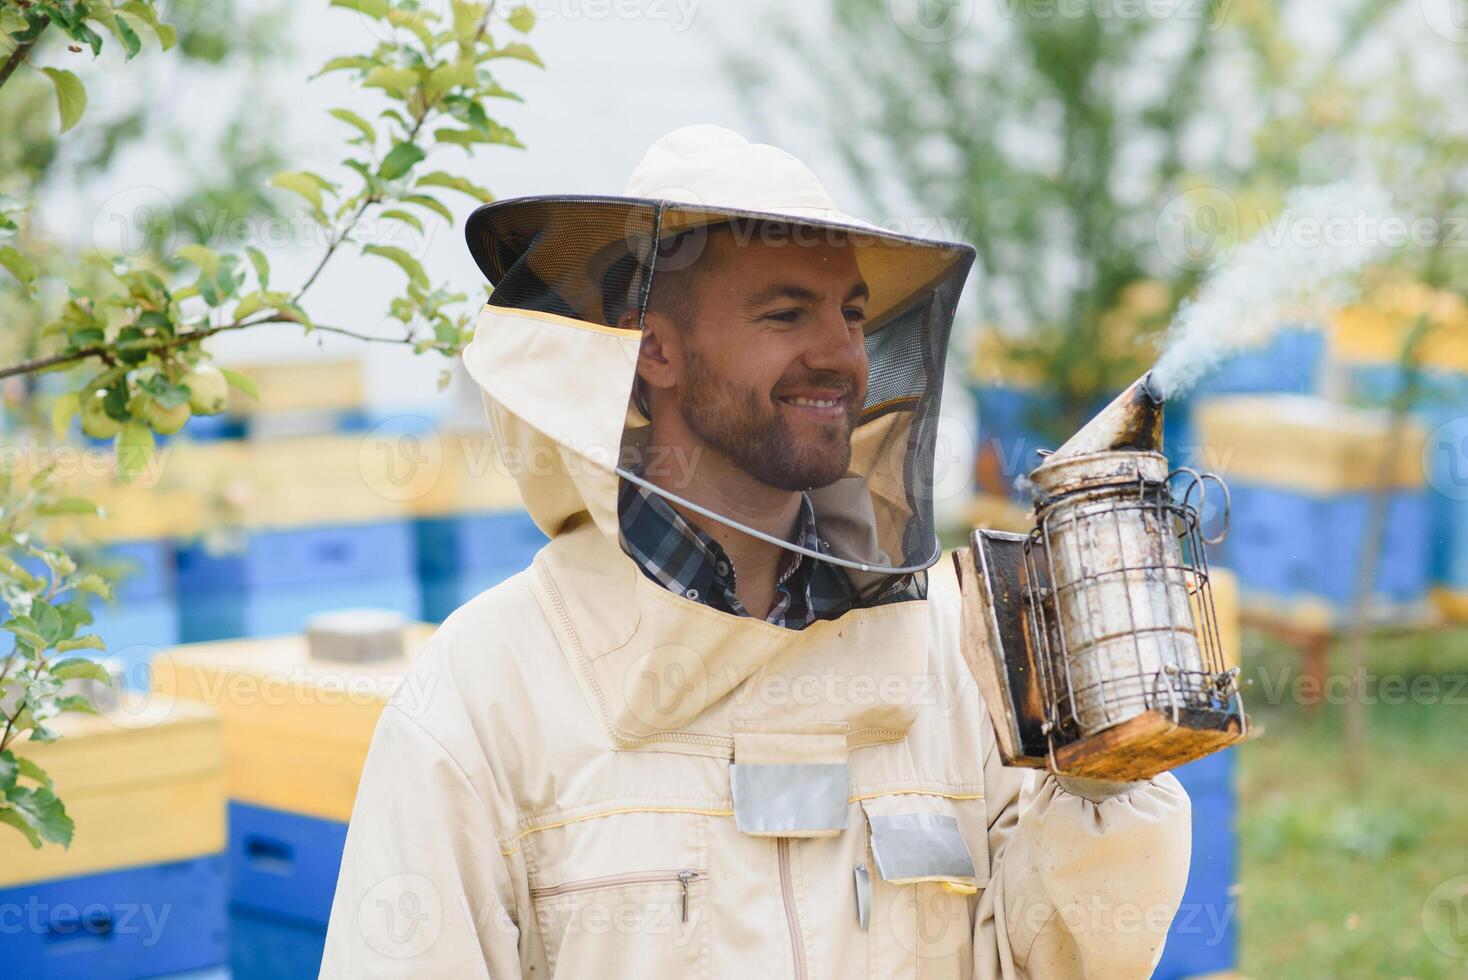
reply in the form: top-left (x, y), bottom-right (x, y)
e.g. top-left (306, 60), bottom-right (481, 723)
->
top-left (644, 231), bottom-right (870, 492)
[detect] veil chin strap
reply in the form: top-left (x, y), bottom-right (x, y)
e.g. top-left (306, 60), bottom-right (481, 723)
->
top-left (612, 465), bottom-right (937, 578)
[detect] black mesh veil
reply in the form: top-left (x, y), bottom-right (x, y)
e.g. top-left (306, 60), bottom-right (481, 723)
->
top-left (466, 195), bottom-right (975, 597)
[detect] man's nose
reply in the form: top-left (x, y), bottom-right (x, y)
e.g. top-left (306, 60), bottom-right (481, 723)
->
top-left (802, 306), bottom-right (868, 382)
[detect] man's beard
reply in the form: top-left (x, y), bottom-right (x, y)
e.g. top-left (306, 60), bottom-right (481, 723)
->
top-left (679, 346), bottom-right (860, 492)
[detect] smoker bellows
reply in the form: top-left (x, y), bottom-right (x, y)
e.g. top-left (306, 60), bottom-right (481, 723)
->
top-left (954, 372), bottom-right (1250, 781)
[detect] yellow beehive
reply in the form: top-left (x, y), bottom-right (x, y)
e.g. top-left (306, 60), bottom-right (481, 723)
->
top-left (1432, 587), bottom-right (1468, 623)
top-left (0, 695), bottom-right (225, 888)
top-left (150, 625), bottom-right (435, 823)
top-left (223, 359), bottom-right (364, 416)
top-left (1332, 283), bottom-right (1468, 374)
top-left (1194, 395), bottom-right (1426, 493)
top-left (409, 427), bottom-right (529, 517)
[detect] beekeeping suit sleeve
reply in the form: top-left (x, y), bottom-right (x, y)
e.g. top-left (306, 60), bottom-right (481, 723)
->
top-left (319, 701), bottom-right (522, 977)
top-left (972, 724), bottom-right (1192, 979)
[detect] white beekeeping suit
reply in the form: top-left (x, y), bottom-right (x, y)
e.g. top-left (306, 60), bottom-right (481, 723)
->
top-left (321, 124), bottom-right (1190, 979)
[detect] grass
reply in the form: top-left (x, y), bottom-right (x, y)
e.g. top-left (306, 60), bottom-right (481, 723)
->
top-left (1237, 625), bottom-right (1468, 978)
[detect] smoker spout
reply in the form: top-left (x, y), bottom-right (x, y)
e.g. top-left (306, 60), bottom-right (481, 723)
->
top-left (1036, 371), bottom-right (1166, 466)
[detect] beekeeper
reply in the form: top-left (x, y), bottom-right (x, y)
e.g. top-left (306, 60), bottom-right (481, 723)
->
top-left (321, 125), bottom-right (1191, 979)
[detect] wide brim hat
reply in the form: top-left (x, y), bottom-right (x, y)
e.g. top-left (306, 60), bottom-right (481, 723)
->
top-left (465, 125), bottom-right (974, 332)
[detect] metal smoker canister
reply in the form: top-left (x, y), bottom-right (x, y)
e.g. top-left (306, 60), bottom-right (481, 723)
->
top-left (1026, 450), bottom-right (1208, 739)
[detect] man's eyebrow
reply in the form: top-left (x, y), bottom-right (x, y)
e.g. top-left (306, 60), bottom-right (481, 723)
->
top-left (744, 281), bottom-right (871, 307)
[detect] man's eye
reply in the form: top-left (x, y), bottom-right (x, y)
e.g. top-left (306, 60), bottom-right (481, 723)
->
top-left (763, 309), bottom-right (801, 323)
top-left (844, 307), bottom-right (867, 324)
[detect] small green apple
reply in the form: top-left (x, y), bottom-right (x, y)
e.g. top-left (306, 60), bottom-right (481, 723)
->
top-left (80, 390), bottom-right (123, 439)
top-left (184, 364), bottom-right (229, 416)
top-left (144, 397), bottom-right (191, 435)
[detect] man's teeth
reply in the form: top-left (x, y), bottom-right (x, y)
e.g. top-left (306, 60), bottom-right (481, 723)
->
top-left (786, 397), bottom-right (840, 408)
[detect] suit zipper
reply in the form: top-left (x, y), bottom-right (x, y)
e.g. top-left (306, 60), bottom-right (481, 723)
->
top-left (778, 839), bottom-right (808, 980)
top-left (530, 868), bottom-right (704, 921)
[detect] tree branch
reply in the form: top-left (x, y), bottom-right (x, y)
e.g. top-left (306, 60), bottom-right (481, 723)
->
top-left (0, 317), bottom-right (432, 380)
top-left (0, 23), bottom-right (45, 92)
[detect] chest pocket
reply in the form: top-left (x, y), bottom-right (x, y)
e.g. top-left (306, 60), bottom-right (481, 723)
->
top-left (524, 808), bottom-right (712, 979)
top-left (858, 794), bottom-right (990, 979)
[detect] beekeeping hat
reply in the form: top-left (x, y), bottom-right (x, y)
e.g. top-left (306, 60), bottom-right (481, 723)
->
top-left (464, 125), bottom-right (974, 587)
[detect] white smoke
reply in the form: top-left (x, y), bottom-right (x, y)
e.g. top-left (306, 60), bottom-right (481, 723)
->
top-left (1149, 181), bottom-right (1395, 399)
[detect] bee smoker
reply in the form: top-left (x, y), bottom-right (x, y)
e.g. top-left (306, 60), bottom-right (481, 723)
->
top-left (953, 372), bottom-right (1249, 781)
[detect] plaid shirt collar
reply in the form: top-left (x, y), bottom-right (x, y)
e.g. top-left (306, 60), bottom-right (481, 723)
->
top-left (618, 475), bottom-right (856, 630)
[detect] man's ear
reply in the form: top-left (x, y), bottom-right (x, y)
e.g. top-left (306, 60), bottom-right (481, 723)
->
top-left (629, 310), bottom-right (682, 394)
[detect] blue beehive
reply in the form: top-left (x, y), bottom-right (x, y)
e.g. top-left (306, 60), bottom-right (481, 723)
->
top-left (0, 857), bottom-right (229, 980)
top-left (85, 539), bottom-right (179, 689)
top-left (176, 521), bottom-right (421, 641)
top-left (415, 510), bottom-right (546, 622)
top-left (1153, 751), bottom-right (1238, 979)
top-left (227, 802), bottom-right (350, 979)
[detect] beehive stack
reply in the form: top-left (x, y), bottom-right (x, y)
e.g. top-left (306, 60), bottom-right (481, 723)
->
top-left (1194, 394), bottom-right (1434, 630)
top-left (0, 695), bottom-right (227, 978)
top-left (151, 624), bottom-right (434, 979)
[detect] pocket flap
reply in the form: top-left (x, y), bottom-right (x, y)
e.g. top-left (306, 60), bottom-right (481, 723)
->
top-left (860, 795), bottom-right (986, 887)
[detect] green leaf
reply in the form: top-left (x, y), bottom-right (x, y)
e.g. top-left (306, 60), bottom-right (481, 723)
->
top-left (507, 5), bottom-right (536, 32)
top-left (56, 694), bottom-right (99, 715)
top-left (379, 208), bottom-right (424, 233)
top-left (364, 65), bottom-right (420, 98)
top-left (117, 421), bottom-right (155, 481)
top-left (31, 600), bottom-right (63, 647)
top-left (40, 68), bottom-right (87, 133)
top-left (219, 367), bottom-right (259, 402)
top-left (428, 59), bottom-right (476, 92)
top-left (16, 756), bottom-right (53, 789)
top-left (416, 171), bottom-right (493, 202)
top-left (330, 0), bottom-right (388, 18)
top-left (485, 42), bottom-right (542, 67)
top-left (386, 9), bottom-right (434, 47)
top-left (269, 171), bottom-right (330, 213)
top-left (7, 785), bottom-right (73, 847)
top-left (71, 574), bottom-right (112, 600)
top-left (379, 142), bottom-right (426, 180)
top-left (328, 107), bottom-right (377, 145)
top-left (3, 616), bottom-right (46, 652)
top-left (0, 807), bottom-right (42, 849)
top-left (245, 246), bottom-right (270, 289)
top-left (120, 1), bottom-right (176, 50)
top-left (362, 245), bottom-right (429, 289)
top-left (55, 634), bottom-right (106, 653)
top-left (316, 55), bottom-right (378, 76)
top-left (0, 245), bottom-right (37, 291)
top-left (176, 243), bottom-right (221, 278)
top-left (231, 291), bottom-right (267, 321)
top-left (36, 497), bottom-right (100, 517)
top-left (401, 193), bottom-right (453, 223)
top-left (110, 12), bottom-right (143, 59)
top-left (0, 752), bottom-right (16, 790)
top-left (52, 658), bottom-right (113, 682)
top-left (50, 391), bottom-right (79, 439)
